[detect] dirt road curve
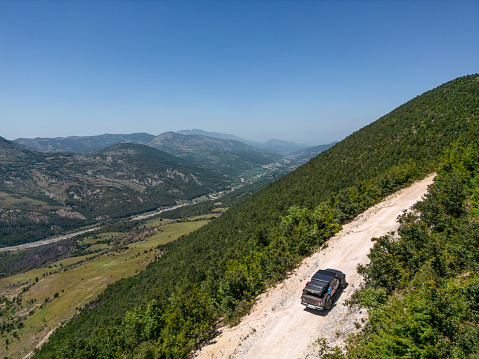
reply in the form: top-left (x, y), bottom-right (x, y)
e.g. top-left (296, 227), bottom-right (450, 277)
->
top-left (193, 173), bottom-right (436, 359)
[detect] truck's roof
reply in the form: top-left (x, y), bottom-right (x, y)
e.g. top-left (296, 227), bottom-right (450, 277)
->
top-left (324, 268), bottom-right (342, 276)
top-left (311, 269), bottom-right (336, 283)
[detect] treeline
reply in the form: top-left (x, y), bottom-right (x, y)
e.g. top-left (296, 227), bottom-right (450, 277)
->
top-left (328, 143), bottom-right (479, 358)
top-left (34, 75), bottom-right (479, 358)
top-left (0, 213), bottom-right (87, 248)
top-left (0, 238), bottom-right (77, 278)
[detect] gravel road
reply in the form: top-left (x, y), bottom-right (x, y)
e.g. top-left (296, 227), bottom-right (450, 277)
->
top-left (193, 173), bottom-right (436, 359)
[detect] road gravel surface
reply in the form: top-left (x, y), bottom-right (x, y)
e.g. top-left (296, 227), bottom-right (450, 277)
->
top-left (193, 173), bottom-right (436, 359)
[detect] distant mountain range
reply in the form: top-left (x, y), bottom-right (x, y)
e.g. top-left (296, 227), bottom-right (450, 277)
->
top-left (12, 129), bottom-right (334, 177)
top-left (14, 133), bottom-right (155, 154)
top-left (176, 129), bottom-right (250, 143)
top-left (176, 129), bottom-right (307, 153)
top-left (290, 141), bottom-right (338, 158)
top-left (147, 131), bottom-right (281, 175)
top-left (14, 129), bottom-right (309, 155)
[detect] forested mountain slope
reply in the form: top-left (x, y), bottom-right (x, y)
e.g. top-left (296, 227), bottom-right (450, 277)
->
top-left (337, 142), bottom-right (479, 358)
top-left (35, 75), bottom-right (479, 358)
top-left (147, 131), bottom-right (281, 175)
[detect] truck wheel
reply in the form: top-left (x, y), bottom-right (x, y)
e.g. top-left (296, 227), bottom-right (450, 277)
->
top-left (341, 279), bottom-right (347, 288)
top-left (325, 295), bottom-right (332, 310)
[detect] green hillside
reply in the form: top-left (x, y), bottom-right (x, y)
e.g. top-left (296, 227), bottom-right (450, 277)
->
top-left (335, 142), bottom-right (479, 358)
top-left (33, 75), bottom-right (479, 358)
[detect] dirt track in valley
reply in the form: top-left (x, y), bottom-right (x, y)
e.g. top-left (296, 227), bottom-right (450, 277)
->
top-left (192, 173), bottom-right (436, 359)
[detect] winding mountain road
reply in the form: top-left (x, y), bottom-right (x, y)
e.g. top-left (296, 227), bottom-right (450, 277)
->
top-left (193, 173), bottom-right (436, 359)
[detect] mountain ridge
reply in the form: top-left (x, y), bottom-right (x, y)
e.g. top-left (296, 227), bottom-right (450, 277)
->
top-left (176, 128), bottom-right (308, 153)
top-left (1, 132), bottom-right (333, 247)
top-left (14, 132), bottom-right (156, 154)
top-left (14, 129), bottom-right (311, 156)
top-left (0, 135), bottom-right (34, 161)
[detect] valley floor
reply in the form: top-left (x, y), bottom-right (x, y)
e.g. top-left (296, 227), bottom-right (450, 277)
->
top-left (192, 173), bottom-right (436, 359)
top-left (0, 216), bottom-right (214, 359)
top-left (0, 203), bottom-right (190, 253)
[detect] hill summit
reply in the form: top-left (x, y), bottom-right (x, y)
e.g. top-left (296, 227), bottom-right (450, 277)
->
top-left (0, 136), bottom-right (33, 161)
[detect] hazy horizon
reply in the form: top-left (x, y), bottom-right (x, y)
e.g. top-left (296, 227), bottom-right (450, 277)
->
top-left (9, 128), bottom-right (339, 147)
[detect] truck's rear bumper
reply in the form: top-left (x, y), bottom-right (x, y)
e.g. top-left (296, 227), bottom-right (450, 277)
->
top-left (301, 297), bottom-right (324, 310)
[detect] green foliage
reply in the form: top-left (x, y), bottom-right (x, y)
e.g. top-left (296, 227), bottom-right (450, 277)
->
top-left (280, 203), bottom-right (340, 256)
top-left (0, 211), bottom-right (88, 248)
top-left (344, 142), bottom-right (479, 358)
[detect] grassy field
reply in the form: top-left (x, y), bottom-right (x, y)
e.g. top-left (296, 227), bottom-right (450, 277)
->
top-left (0, 215), bottom-right (216, 359)
top-left (0, 192), bottom-right (48, 211)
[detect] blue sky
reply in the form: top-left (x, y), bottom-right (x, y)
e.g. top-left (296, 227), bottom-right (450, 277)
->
top-left (1, 1), bottom-right (478, 145)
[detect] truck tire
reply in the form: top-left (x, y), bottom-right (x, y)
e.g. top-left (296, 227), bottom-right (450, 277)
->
top-left (341, 278), bottom-right (347, 289)
top-left (325, 295), bottom-right (332, 310)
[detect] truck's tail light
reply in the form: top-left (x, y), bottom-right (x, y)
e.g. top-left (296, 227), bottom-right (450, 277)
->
top-left (305, 282), bottom-right (310, 287)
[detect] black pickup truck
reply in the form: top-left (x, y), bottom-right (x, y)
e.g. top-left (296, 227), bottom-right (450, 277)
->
top-left (300, 268), bottom-right (346, 310)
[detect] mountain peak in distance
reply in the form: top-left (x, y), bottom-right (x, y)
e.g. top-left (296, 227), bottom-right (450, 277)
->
top-left (176, 129), bottom-right (307, 154)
